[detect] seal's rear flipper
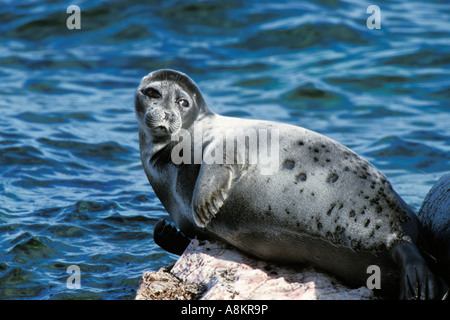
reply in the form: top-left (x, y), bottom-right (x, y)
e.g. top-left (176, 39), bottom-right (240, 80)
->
top-left (392, 243), bottom-right (448, 299)
top-left (153, 219), bottom-right (191, 255)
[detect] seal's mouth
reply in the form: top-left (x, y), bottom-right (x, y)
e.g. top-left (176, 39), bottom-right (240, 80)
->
top-left (151, 125), bottom-right (170, 135)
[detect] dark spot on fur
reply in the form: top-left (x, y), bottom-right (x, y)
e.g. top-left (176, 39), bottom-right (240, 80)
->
top-left (326, 159), bottom-right (331, 162)
top-left (313, 157), bottom-right (319, 162)
top-left (317, 222), bottom-right (323, 230)
top-left (349, 210), bottom-right (355, 217)
top-left (344, 166), bottom-right (349, 171)
top-left (296, 173), bottom-right (307, 182)
top-left (300, 189), bottom-right (304, 193)
top-left (321, 144), bottom-right (326, 148)
top-left (335, 225), bottom-right (344, 235)
top-left (314, 148), bottom-right (319, 153)
top-left (376, 206), bottom-right (383, 213)
top-left (338, 203), bottom-right (344, 210)
top-left (364, 219), bottom-right (371, 228)
top-left (370, 197), bottom-right (380, 206)
top-left (327, 173), bottom-right (339, 183)
top-left (283, 159), bottom-right (295, 170)
top-left (311, 192), bottom-right (315, 196)
top-left (285, 208), bottom-right (290, 215)
top-left (327, 203), bottom-right (336, 216)
top-left (298, 140), bottom-right (304, 146)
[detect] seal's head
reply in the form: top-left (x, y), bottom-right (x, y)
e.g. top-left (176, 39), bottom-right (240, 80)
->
top-left (135, 69), bottom-right (212, 140)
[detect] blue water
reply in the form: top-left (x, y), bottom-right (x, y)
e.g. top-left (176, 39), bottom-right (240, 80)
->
top-left (0, 0), bottom-right (449, 299)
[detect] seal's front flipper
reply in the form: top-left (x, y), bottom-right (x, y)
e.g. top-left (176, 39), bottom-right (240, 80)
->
top-left (153, 219), bottom-right (191, 255)
top-left (392, 243), bottom-right (447, 299)
top-left (192, 164), bottom-right (234, 228)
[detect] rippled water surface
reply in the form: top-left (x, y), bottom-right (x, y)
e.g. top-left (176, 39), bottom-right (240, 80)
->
top-left (0, 0), bottom-right (449, 299)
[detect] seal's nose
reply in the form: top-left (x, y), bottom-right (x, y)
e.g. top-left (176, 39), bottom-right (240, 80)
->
top-left (150, 109), bottom-right (172, 121)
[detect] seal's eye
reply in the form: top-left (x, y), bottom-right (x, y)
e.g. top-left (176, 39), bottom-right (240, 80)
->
top-left (178, 99), bottom-right (189, 108)
top-left (143, 88), bottom-right (161, 99)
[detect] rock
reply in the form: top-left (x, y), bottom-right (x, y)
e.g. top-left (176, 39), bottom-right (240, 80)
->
top-left (136, 239), bottom-right (375, 300)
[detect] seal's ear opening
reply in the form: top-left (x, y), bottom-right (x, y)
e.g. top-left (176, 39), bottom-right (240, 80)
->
top-left (147, 69), bottom-right (214, 116)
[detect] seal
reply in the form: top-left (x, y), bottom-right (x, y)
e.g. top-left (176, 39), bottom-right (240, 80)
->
top-left (135, 69), bottom-right (447, 299)
top-left (418, 173), bottom-right (450, 289)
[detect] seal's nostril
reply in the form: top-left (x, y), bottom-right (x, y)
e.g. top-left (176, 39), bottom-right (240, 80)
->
top-left (164, 111), bottom-right (170, 120)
